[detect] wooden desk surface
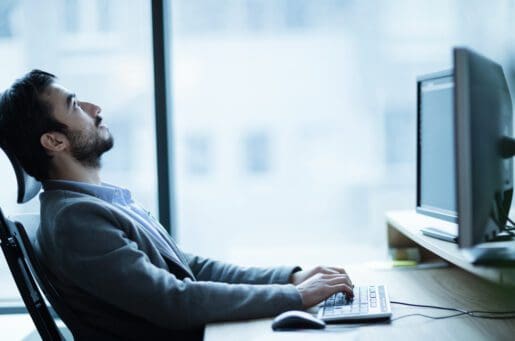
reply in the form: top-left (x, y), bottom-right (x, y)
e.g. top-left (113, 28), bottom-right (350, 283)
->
top-left (205, 265), bottom-right (515, 340)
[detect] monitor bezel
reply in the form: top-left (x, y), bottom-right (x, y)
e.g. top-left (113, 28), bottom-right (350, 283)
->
top-left (416, 69), bottom-right (458, 223)
top-left (454, 47), bottom-right (514, 248)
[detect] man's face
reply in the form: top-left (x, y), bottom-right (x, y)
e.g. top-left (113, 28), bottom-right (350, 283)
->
top-left (42, 83), bottom-right (114, 168)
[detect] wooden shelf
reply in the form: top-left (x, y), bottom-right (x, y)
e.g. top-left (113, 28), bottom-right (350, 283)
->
top-left (386, 210), bottom-right (515, 286)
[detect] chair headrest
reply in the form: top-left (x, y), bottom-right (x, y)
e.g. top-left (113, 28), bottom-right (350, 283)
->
top-left (1, 146), bottom-right (41, 204)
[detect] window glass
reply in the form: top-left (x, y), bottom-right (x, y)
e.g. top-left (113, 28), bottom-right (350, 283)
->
top-left (170, 0), bottom-right (515, 266)
top-left (0, 0), bottom-right (155, 302)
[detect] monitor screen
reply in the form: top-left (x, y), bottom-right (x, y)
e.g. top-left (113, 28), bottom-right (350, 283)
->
top-left (417, 71), bottom-right (457, 221)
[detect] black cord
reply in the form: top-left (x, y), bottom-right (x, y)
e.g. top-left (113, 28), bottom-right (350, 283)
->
top-left (391, 301), bottom-right (467, 314)
top-left (390, 301), bottom-right (515, 320)
top-left (391, 312), bottom-right (466, 321)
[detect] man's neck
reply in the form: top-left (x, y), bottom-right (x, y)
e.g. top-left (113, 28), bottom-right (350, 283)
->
top-left (49, 157), bottom-right (102, 185)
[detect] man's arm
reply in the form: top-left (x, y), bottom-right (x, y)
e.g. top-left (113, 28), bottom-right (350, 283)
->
top-left (185, 254), bottom-right (355, 308)
top-left (49, 201), bottom-right (303, 330)
top-left (185, 253), bottom-right (302, 284)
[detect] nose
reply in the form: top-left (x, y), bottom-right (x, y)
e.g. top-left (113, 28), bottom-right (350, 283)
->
top-left (80, 101), bottom-right (102, 118)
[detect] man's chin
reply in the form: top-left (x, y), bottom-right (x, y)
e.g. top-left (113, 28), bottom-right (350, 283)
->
top-left (103, 135), bottom-right (115, 152)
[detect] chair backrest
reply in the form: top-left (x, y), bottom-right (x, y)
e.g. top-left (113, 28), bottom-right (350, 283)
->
top-left (0, 208), bottom-right (64, 341)
top-left (11, 213), bottom-right (120, 341)
top-left (1, 145), bottom-right (42, 203)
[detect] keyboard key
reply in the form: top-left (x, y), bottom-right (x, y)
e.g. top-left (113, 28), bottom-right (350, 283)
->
top-left (360, 293), bottom-right (368, 303)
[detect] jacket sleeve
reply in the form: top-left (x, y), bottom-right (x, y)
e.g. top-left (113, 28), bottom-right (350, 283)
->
top-left (184, 253), bottom-right (302, 285)
top-left (51, 201), bottom-right (303, 330)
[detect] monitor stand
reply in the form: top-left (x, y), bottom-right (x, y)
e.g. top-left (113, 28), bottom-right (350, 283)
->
top-left (421, 227), bottom-right (513, 244)
top-left (463, 246), bottom-right (515, 266)
top-left (421, 227), bottom-right (458, 243)
top-left (490, 230), bottom-right (514, 242)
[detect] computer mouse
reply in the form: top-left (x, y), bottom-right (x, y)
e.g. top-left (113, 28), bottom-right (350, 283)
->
top-left (271, 310), bottom-right (326, 330)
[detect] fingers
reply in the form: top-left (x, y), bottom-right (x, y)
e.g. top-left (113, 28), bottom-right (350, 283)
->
top-left (317, 267), bottom-right (339, 275)
top-left (321, 273), bottom-right (353, 288)
top-left (326, 266), bottom-right (347, 275)
top-left (324, 274), bottom-right (354, 298)
top-left (330, 283), bottom-right (355, 298)
top-left (313, 266), bottom-right (348, 276)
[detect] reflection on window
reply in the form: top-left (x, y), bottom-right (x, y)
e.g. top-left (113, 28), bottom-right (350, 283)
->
top-left (185, 134), bottom-right (212, 176)
top-left (245, 0), bottom-right (265, 31)
top-left (243, 131), bottom-right (270, 175)
top-left (97, 0), bottom-right (113, 33)
top-left (284, 0), bottom-right (308, 29)
top-left (0, 1), bottom-right (16, 38)
top-left (64, 0), bottom-right (79, 33)
top-left (385, 110), bottom-right (415, 164)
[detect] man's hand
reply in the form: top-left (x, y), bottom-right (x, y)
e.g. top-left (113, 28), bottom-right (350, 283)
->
top-left (292, 266), bottom-right (354, 309)
top-left (290, 266), bottom-right (350, 286)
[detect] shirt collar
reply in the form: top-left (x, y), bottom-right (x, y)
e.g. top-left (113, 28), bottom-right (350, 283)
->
top-left (42, 179), bottom-right (133, 205)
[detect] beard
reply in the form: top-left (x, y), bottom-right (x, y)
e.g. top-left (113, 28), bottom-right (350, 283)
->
top-left (65, 125), bottom-right (114, 169)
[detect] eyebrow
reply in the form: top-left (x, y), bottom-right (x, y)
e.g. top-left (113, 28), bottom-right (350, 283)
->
top-left (66, 93), bottom-right (76, 111)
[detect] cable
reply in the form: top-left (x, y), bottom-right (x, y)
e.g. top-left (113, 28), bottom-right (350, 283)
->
top-left (391, 312), bottom-right (466, 321)
top-left (390, 301), bottom-right (515, 321)
top-left (390, 301), bottom-right (467, 314)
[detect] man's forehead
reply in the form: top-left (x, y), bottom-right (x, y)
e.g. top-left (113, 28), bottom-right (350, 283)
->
top-left (42, 83), bottom-right (73, 108)
top-left (45, 83), bottom-right (71, 98)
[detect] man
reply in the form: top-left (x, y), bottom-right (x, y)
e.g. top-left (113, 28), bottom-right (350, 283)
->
top-left (0, 70), bottom-right (353, 340)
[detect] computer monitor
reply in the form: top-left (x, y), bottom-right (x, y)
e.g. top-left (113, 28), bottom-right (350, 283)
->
top-left (454, 47), bottom-right (514, 248)
top-left (416, 70), bottom-right (457, 223)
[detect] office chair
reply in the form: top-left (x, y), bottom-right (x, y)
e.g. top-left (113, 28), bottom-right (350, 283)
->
top-left (0, 147), bottom-right (117, 340)
top-left (2, 144), bottom-right (42, 205)
top-left (0, 208), bottom-right (65, 341)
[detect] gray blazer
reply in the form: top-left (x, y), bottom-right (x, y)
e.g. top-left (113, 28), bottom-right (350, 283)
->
top-left (37, 188), bottom-right (303, 340)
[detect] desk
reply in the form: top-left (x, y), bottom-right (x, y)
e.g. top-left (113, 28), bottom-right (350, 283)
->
top-left (206, 266), bottom-right (515, 340)
top-left (206, 212), bottom-right (515, 340)
top-left (387, 210), bottom-right (515, 284)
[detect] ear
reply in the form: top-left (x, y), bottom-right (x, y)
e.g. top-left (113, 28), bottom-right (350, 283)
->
top-left (40, 132), bottom-right (68, 153)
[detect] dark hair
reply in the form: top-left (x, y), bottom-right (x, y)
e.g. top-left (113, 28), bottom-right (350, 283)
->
top-left (0, 69), bottom-right (67, 181)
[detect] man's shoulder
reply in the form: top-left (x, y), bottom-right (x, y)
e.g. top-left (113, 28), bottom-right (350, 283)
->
top-left (39, 189), bottom-right (114, 223)
top-left (40, 189), bottom-right (104, 209)
top-left (38, 190), bottom-right (131, 247)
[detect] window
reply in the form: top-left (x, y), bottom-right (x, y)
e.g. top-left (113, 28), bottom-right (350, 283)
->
top-left (185, 133), bottom-right (212, 176)
top-left (243, 131), bottom-right (270, 174)
top-left (64, 0), bottom-right (79, 33)
top-left (170, 0), bottom-right (515, 266)
top-left (0, 0), bottom-right (156, 304)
